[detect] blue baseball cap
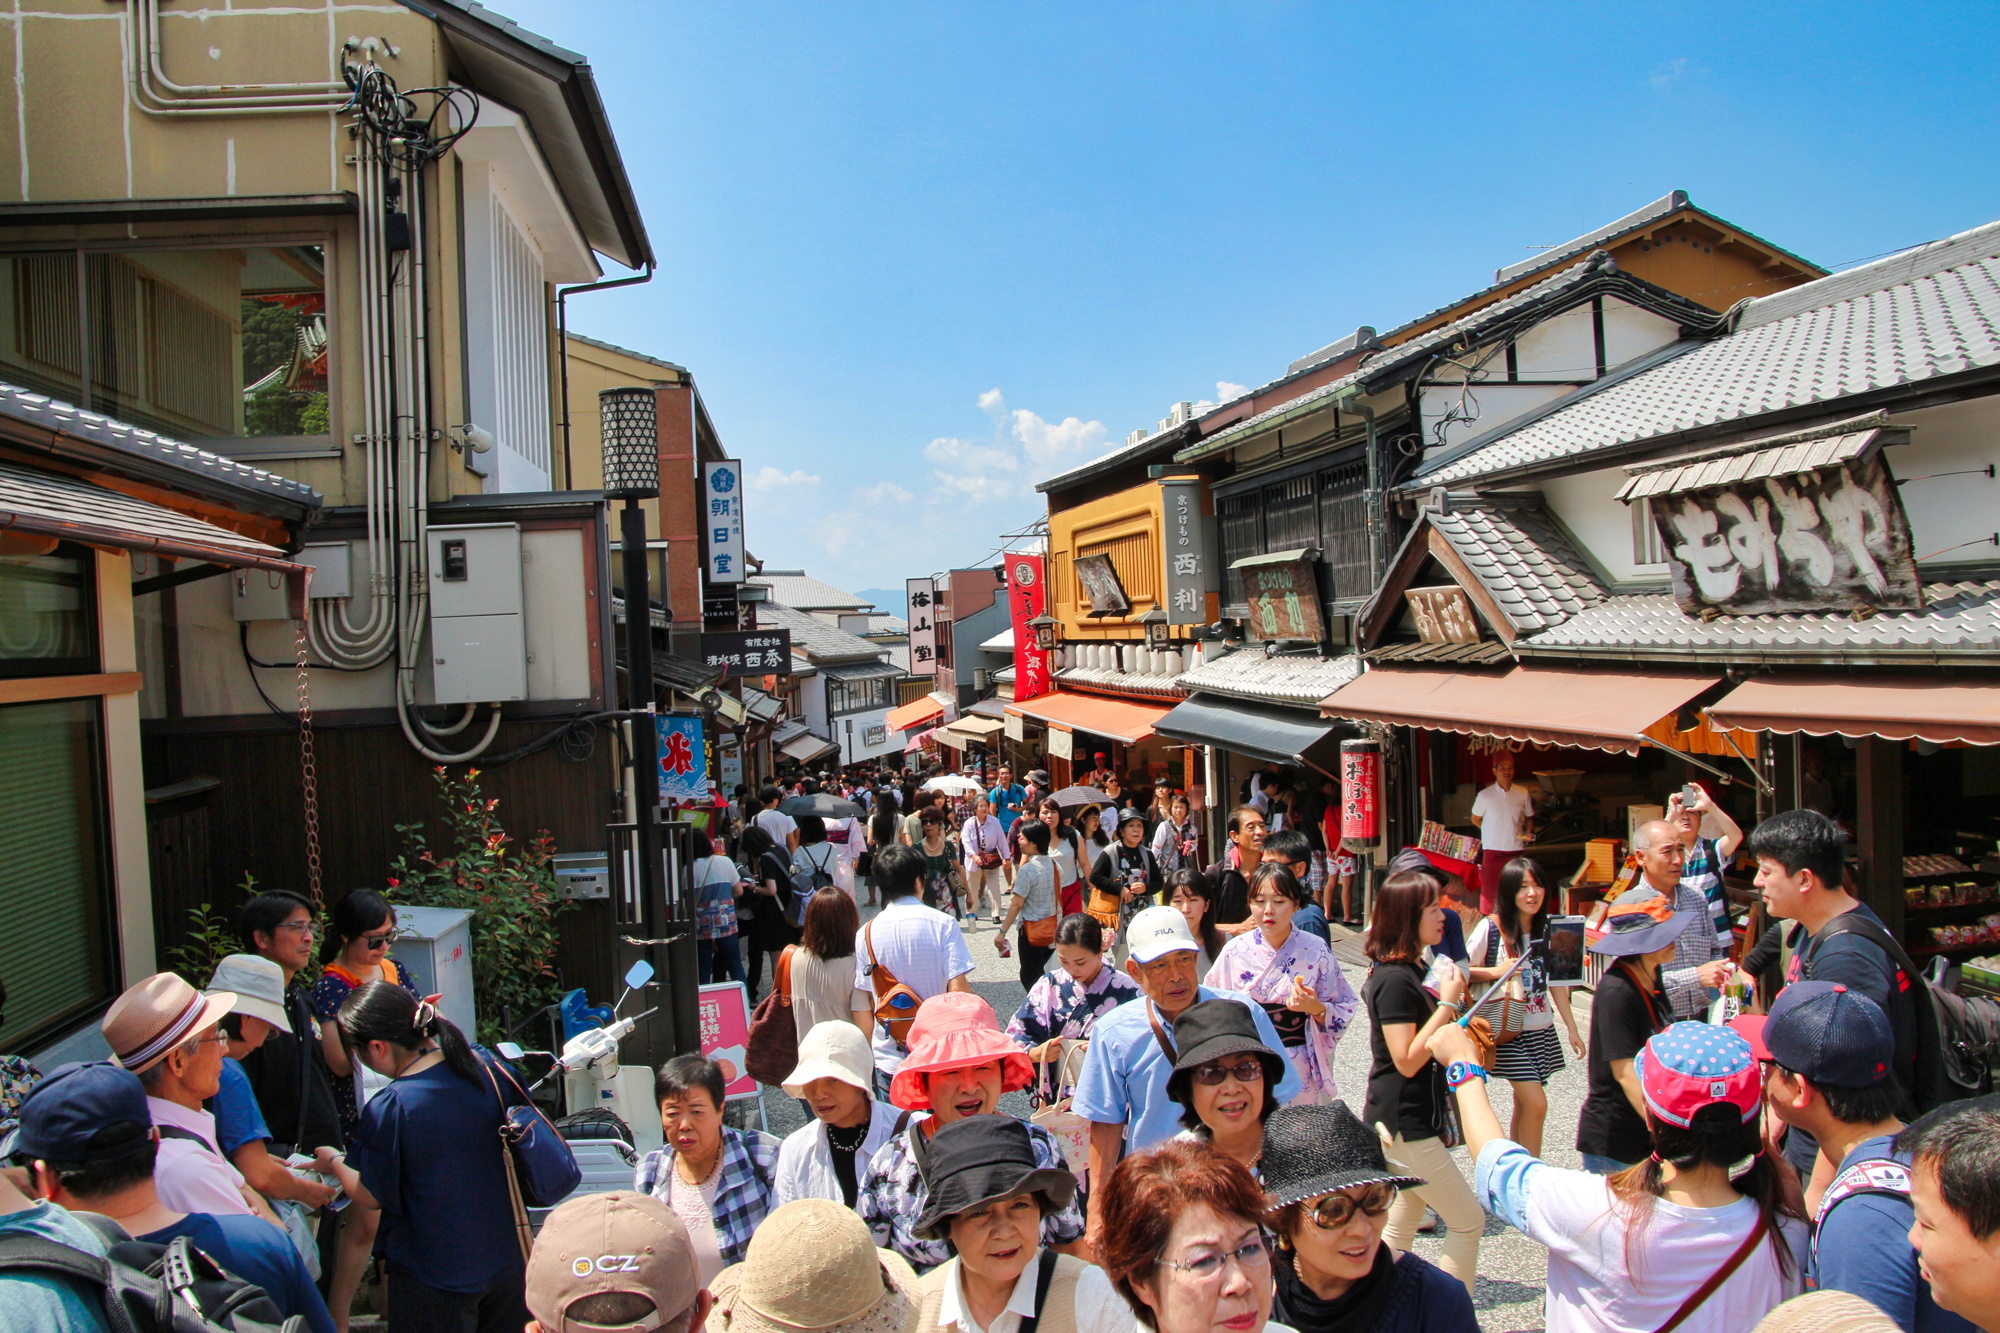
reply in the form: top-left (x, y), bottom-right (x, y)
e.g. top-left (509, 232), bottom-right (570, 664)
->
top-left (15, 1062), bottom-right (153, 1163)
top-left (1734, 980), bottom-right (1893, 1091)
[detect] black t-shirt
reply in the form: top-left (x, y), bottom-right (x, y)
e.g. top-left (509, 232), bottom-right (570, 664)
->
top-left (1783, 903), bottom-right (1920, 1171)
top-left (1576, 963), bottom-right (1663, 1165)
top-left (235, 983), bottom-right (344, 1153)
top-left (1204, 860), bottom-right (1250, 927)
top-left (1362, 961), bottom-right (1446, 1141)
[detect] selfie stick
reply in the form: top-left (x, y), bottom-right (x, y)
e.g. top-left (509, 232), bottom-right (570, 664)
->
top-left (1459, 949), bottom-right (1532, 1027)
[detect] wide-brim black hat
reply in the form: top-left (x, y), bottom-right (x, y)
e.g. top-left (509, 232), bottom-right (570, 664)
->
top-left (1259, 1102), bottom-right (1425, 1210)
top-left (912, 1114), bottom-right (1077, 1240)
top-left (1170, 998), bottom-right (1282, 1075)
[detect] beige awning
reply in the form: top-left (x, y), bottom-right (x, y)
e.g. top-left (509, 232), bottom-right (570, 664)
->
top-left (1320, 665), bottom-right (1719, 754)
top-left (935, 716), bottom-right (1005, 748)
top-left (1707, 676), bottom-right (2000, 747)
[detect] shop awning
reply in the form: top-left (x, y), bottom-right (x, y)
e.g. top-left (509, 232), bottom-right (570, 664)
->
top-left (781, 733), bottom-right (838, 762)
top-left (904, 726), bottom-right (936, 753)
top-left (1319, 666), bottom-right (1719, 754)
top-left (1155, 695), bottom-right (1348, 772)
top-left (1707, 676), bottom-right (2000, 747)
top-left (886, 695), bottom-right (945, 732)
top-left (1005, 691), bottom-right (1171, 745)
top-left (936, 716), bottom-right (1005, 748)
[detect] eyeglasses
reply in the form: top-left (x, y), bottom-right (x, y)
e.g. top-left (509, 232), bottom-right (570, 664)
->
top-left (1308, 1184), bottom-right (1398, 1229)
top-left (1156, 1236), bottom-right (1270, 1281)
top-left (274, 920), bottom-right (317, 936)
top-left (361, 932), bottom-right (395, 950)
top-left (1191, 1058), bottom-right (1266, 1086)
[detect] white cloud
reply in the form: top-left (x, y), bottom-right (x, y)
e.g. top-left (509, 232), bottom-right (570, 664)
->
top-left (855, 480), bottom-right (916, 507)
top-left (1649, 57), bottom-right (1688, 91)
top-left (1216, 381), bottom-right (1249, 402)
top-left (750, 464), bottom-right (821, 491)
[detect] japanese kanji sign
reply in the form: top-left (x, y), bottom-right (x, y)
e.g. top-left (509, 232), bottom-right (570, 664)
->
top-left (696, 983), bottom-right (756, 1100)
top-left (1235, 550), bottom-right (1325, 643)
top-left (702, 461), bottom-right (745, 585)
top-left (1405, 586), bottom-right (1482, 644)
top-left (656, 715), bottom-right (709, 803)
top-left (1158, 477), bottom-right (1216, 625)
top-left (1006, 554), bottom-right (1051, 702)
top-left (906, 577), bottom-right (939, 678)
top-left (700, 630), bottom-right (793, 677)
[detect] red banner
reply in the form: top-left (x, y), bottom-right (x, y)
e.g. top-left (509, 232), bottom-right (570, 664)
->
top-left (1339, 738), bottom-right (1381, 845)
top-left (1006, 553), bottom-right (1051, 702)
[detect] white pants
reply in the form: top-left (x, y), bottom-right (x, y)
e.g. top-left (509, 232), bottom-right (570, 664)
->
top-left (1377, 1127), bottom-right (1481, 1299)
top-left (963, 864), bottom-right (1008, 919)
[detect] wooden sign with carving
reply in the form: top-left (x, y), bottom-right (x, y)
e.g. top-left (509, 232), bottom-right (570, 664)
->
top-left (1239, 552), bottom-right (1325, 643)
top-left (1406, 585), bottom-right (1482, 644)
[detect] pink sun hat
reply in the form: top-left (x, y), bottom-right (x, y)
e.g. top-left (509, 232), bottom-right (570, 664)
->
top-left (1636, 1021), bottom-right (1761, 1129)
top-left (886, 992), bottom-right (1032, 1111)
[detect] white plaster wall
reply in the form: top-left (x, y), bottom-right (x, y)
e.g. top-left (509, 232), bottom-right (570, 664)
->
top-left (1535, 467), bottom-right (1660, 584)
top-left (1600, 298), bottom-right (1684, 369)
top-left (1882, 398), bottom-right (2000, 573)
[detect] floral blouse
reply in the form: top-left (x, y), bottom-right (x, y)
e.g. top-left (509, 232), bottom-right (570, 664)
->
top-left (311, 956), bottom-right (421, 1135)
top-left (1006, 964), bottom-right (1140, 1052)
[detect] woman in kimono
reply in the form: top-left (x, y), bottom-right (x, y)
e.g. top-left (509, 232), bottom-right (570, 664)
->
top-left (1202, 862), bottom-right (1357, 1104)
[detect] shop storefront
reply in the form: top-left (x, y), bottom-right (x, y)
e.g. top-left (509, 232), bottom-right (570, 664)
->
top-left (1003, 689), bottom-right (1173, 791)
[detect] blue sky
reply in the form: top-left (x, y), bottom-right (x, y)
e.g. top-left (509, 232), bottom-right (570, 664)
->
top-left (497, 1), bottom-right (2000, 598)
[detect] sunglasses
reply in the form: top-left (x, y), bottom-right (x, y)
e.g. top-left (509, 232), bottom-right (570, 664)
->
top-left (361, 932), bottom-right (395, 950)
top-left (1309, 1183), bottom-right (1398, 1229)
top-left (1191, 1057), bottom-right (1266, 1086)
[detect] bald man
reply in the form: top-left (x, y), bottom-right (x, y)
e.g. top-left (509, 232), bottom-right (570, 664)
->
top-left (1623, 818), bottom-right (1734, 1021)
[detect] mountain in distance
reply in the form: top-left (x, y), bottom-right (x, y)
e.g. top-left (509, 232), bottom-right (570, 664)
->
top-left (855, 588), bottom-right (906, 620)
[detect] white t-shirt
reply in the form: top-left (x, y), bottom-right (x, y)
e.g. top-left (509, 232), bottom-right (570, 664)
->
top-left (754, 807), bottom-right (798, 848)
top-left (934, 1251), bottom-right (1134, 1333)
top-left (852, 898), bottom-right (974, 1074)
top-left (1470, 782), bottom-right (1534, 852)
top-left (667, 1162), bottom-right (725, 1287)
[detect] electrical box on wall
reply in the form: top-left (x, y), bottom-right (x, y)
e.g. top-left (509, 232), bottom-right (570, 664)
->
top-left (229, 567), bottom-right (292, 622)
top-left (427, 523), bottom-right (526, 704)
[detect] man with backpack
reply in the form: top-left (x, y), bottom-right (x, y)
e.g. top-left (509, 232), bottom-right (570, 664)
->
top-left (850, 844), bottom-right (972, 1094)
top-left (0, 1144), bottom-right (111, 1332)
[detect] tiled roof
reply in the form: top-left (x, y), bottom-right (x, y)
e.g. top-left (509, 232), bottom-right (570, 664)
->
top-left (771, 719), bottom-right (810, 745)
top-left (1615, 419), bottom-right (1882, 501)
top-left (1490, 190), bottom-right (1818, 288)
top-left (1366, 639), bottom-right (1515, 666)
top-left (1174, 648), bottom-right (1363, 706)
top-left (749, 572), bottom-right (876, 611)
top-left (1427, 501), bottom-right (1607, 633)
top-left (1515, 581), bottom-right (2000, 666)
top-left (820, 659), bottom-right (904, 682)
top-left (1418, 218), bottom-right (2000, 486)
top-left (755, 601), bottom-right (885, 663)
top-left (1054, 664), bottom-right (1186, 699)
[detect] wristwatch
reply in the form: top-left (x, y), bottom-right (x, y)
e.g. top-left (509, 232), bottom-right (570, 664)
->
top-left (1445, 1061), bottom-right (1489, 1090)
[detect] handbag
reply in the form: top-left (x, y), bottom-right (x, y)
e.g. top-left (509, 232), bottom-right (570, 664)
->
top-left (971, 821), bottom-right (1003, 870)
top-left (1025, 912), bottom-right (1058, 948)
top-left (745, 946), bottom-right (800, 1085)
top-left (1028, 1043), bottom-right (1092, 1182)
top-left (483, 1058), bottom-right (582, 1260)
top-left (1479, 919), bottom-right (1531, 1046)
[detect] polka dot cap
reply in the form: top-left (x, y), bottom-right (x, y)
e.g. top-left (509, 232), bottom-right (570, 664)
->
top-left (1635, 1020), bottom-right (1761, 1128)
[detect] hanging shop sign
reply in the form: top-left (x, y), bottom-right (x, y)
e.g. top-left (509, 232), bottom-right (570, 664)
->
top-left (1339, 738), bottom-right (1381, 845)
top-left (907, 577), bottom-right (939, 678)
top-left (1159, 476), bottom-right (1215, 625)
top-left (1405, 586), bottom-right (1482, 645)
top-left (719, 744), bottom-right (743, 791)
top-left (1234, 549), bottom-right (1325, 643)
top-left (657, 715), bottom-right (710, 803)
top-left (702, 461), bottom-right (746, 584)
top-left (1005, 710), bottom-right (1025, 742)
top-left (1047, 726), bottom-right (1074, 761)
top-left (1073, 552), bottom-right (1132, 617)
top-left (700, 629), bottom-right (793, 677)
top-left (1007, 554), bottom-right (1052, 701)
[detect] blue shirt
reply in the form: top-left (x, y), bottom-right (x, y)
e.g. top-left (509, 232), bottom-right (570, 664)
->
top-left (1072, 986), bottom-right (1303, 1155)
top-left (347, 1052), bottom-right (527, 1293)
top-left (0, 1200), bottom-right (110, 1333)
top-left (1811, 1135), bottom-right (1977, 1333)
top-left (142, 1213), bottom-right (335, 1333)
top-left (208, 1057), bottom-right (272, 1157)
top-left (988, 784), bottom-right (1026, 831)
top-left (1293, 904), bottom-right (1332, 945)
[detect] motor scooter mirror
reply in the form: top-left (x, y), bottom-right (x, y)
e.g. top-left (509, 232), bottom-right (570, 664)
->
top-left (496, 1042), bottom-right (526, 1060)
top-left (623, 960), bottom-right (656, 991)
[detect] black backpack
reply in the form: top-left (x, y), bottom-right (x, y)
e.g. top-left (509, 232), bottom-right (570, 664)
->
top-left (1803, 912), bottom-right (2000, 1112)
top-left (0, 1214), bottom-right (304, 1333)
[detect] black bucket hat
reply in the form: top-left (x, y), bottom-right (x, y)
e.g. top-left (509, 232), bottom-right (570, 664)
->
top-left (1115, 807), bottom-right (1148, 833)
top-left (1259, 1102), bottom-right (1426, 1211)
top-left (911, 1115), bottom-right (1077, 1241)
top-left (1166, 1000), bottom-right (1285, 1090)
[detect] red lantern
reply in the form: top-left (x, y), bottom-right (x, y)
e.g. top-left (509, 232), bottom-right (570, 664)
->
top-left (1340, 739), bottom-right (1380, 845)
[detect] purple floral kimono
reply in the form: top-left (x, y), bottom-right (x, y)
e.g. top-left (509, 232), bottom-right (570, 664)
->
top-left (1203, 924), bottom-right (1358, 1103)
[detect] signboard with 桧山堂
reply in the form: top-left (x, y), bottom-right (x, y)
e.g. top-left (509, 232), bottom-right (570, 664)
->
top-left (907, 578), bottom-right (939, 678)
top-left (1234, 550), bottom-right (1325, 642)
top-left (700, 629), bottom-right (793, 677)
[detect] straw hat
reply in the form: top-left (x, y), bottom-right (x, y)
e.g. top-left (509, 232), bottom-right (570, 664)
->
top-left (886, 993), bottom-right (1032, 1111)
top-left (102, 973), bottom-right (235, 1075)
top-left (1750, 1291), bottom-right (1902, 1333)
top-left (709, 1200), bottom-right (919, 1333)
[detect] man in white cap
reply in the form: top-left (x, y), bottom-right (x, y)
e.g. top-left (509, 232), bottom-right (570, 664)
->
top-left (1071, 906), bottom-right (1300, 1248)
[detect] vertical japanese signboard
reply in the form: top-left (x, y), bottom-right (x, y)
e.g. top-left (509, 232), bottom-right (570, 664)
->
top-left (1006, 554), bottom-right (1050, 702)
top-left (906, 578), bottom-right (938, 677)
top-left (1159, 477), bottom-right (1215, 625)
top-left (656, 715), bottom-right (709, 803)
top-left (702, 461), bottom-right (745, 584)
top-left (1339, 738), bottom-right (1381, 845)
top-left (1236, 551), bottom-right (1325, 643)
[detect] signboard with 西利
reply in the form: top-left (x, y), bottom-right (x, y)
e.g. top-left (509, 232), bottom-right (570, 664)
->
top-left (1158, 477), bottom-right (1217, 625)
top-left (696, 982), bottom-right (757, 1101)
top-left (656, 715), bottom-right (709, 803)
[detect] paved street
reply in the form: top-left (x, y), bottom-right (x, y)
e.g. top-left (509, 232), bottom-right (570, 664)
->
top-left (753, 904), bottom-right (1594, 1333)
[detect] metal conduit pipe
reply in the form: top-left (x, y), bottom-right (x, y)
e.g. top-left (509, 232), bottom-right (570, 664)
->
top-left (127, 1), bottom-right (364, 115)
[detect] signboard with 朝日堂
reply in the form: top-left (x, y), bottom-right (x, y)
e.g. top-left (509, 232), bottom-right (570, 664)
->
top-left (906, 577), bottom-right (939, 678)
top-left (1158, 477), bottom-right (1215, 625)
top-left (700, 630), bottom-right (793, 677)
top-left (655, 715), bottom-right (709, 803)
top-left (702, 461), bottom-right (746, 584)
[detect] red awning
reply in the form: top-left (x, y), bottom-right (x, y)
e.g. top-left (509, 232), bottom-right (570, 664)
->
top-left (1319, 666), bottom-right (1719, 754)
top-left (887, 696), bottom-right (945, 732)
top-left (1005, 690), bottom-right (1171, 745)
top-left (1707, 676), bottom-right (2000, 747)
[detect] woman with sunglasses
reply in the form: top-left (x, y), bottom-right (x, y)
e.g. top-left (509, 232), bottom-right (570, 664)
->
top-left (1259, 1102), bottom-right (1476, 1333)
top-left (311, 889), bottom-right (420, 1139)
top-left (1164, 999), bottom-right (1286, 1173)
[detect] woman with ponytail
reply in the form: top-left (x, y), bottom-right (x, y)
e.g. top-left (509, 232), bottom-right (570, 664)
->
top-left (1431, 1018), bottom-right (1806, 1332)
top-left (326, 980), bottom-right (531, 1333)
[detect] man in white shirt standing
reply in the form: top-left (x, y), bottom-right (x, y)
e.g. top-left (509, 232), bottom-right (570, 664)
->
top-left (852, 844), bottom-right (973, 1095)
top-left (1469, 751), bottom-right (1534, 915)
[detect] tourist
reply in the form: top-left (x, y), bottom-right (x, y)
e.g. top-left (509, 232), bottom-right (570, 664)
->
top-left (1576, 896), bottom-right (1688, 1174)
top-left (709, 1199), bottom-right (922, 1333)
top-left (1203, 808), bottom-right (1267, 937)
top-left (1097, 1138), bottom-right (1280, 1333)
top-left (1357, 871), bottom-right (1480, 1297)
top-left (1151, 792), bottom-right (1201, 877)
top-left (1006, 913), bottom-right (1140, 1070)
top-left (856, 993), bottom-right (1087, 1272)
top-left (994, 820), bottom-right (1061, 989)
top-left (794, 815), bottom-right (846, 914)
top-left (1468, 753), bottom-right (1533, 916)
top-left (1259, 1101), bottom-right (1476, 1333)
top-left (694, 829), bottom-right (749, 985)
top-left (1672, 783), bottom-right (1745, 948)
top-left (1463, 856), bottom-right (1583, 1157)
top-left (634, 1055), bottom-right (781, 1284)
top-left (1073, 906), bottom-right (1301, 1247)
top-left (523, 1191), bottom-right (710, 1333)
top-left (331, 981), bottom-right (533, 1332)
top-left (1744, 980), bottom-right (1972, 1333)
top-left (865, 801), bottom-right (902, 909)
top-left (792, 888), bottom-right (871, 1037)
top-left (1165, 999), bottom-right (1285, 1172)
top-left (1625, 820), bottom-right (1733, 1023)
top-left (962, 797), bottom-right (1011, 924)
top-left (1204, 864), bottom-right (1356, 1105)
top-left (774, 1022), bottom-right (906, 1209)
top-left (1259, 830), bottom-right (1330, 944)
top-left (1076, 806), bottom-right (1111, 864)
top-left (902, 789), bottom-right (937, 847)
top-left (16, 1061), bottom-right (334, 1333)
top-left (1892, 1098), bottom-right (2000, 1333)
top-left (1433, 1019), bottom-right (1806, 1332)
top-left (311, 888), bottom-right (421, 1140)
top-left (1089, 808), bottom-right (1164, 960)
top-left (826, 805), bottom-right (867, 898)
top-left (742, 825), bottom-right (803, 998)
top-left (1040, 797), bottom-right (1088, 919)
top-left (909, 1115), bottom-right (1128, 1333)
top-left (915, 808), bottom-right (965, 919)
top-left (754, 785), bottom-right (801, 854)
top-left (989, 765), bottom-right (1027, 836)
top-left (852, 844), bottom-right (974, 1087)
top-left (203, 953), bottom-right (342, 1214)
top-left (0, 1137), bottom-right (113, 1332)
top-left (1166, 870), bottom-right (1225, 977)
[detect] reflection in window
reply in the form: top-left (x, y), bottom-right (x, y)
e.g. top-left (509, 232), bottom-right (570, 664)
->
top-left (0, 246), bottom-right (327, 441)
top-left (0, 538), bottom-right (95, 677)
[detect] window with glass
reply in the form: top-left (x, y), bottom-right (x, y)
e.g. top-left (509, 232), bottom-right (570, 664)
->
top-left (0, 698), bottom-right (114, 1046)
top-left (0, 538), bottom-right (97, 678)
top-left (829, 674), bottom-right (892, 715)
top-left (0, 245), bottom-right (328, 443)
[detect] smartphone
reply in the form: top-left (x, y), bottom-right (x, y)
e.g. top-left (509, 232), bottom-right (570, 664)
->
top-left (1681, 782), bottom-right (1702, 808)
top-left (1543, 915), bottom-right (1586, 984)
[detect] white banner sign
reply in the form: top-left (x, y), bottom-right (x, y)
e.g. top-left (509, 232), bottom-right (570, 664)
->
top-left (703, 461), bottom-right (745, 584)
top-left (1047, 726), bottom-right (1072, 761)
top-left (1005, 711), bottom-right (1024, 742)
top-left (906, 577), bottom-right (938, 678)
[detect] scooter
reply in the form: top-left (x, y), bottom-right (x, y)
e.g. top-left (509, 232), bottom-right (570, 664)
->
top-left (499, 959), bottom-right (663, 1165)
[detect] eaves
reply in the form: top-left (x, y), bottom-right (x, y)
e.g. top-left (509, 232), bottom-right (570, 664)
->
top-left (1514, 641), bottom-right (2000, 671)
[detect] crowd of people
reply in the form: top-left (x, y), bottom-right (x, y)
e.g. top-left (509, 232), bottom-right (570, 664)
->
top-left (3, 748), bottom-right (1999, 1333)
